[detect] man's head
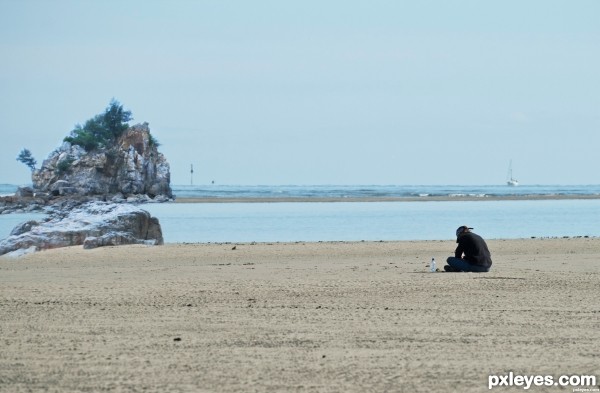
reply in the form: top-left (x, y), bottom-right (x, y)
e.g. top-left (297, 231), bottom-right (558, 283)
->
top-left (456, 225), bottom-right (473, 237)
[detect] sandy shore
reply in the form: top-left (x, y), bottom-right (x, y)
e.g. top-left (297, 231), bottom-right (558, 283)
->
top-left (1, 238), bottom-right (599, 392)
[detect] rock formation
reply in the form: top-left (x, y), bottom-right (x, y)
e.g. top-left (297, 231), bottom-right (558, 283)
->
top-left (0, 186), bottom-right (47, 214)
top-left (0, 201), bottom-right (163, 256)
top-left (32, 123), bottom-right (172, 199)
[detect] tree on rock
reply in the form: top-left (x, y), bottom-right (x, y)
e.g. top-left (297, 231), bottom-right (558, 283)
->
top-left (16, 148), bottom-right (37, 172)
top-left (103, 99), bottom-right (133, 139)
top-left (64, 99), bottom-right (133, 151)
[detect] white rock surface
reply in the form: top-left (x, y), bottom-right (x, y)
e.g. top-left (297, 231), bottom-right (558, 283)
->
top-left (0, 202), bottom-right (163, 256)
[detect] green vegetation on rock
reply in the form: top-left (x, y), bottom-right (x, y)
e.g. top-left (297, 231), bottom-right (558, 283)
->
top-left (16, 148), bottom-right (37, 171)
top-left (63, 99), bottom-right (133, 151)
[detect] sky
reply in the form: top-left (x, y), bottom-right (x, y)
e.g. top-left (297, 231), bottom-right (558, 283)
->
top-left (1, 0), bottom-right (599, 186)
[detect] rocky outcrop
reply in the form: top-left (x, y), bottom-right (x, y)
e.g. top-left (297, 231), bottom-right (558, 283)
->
top-left (32, 123), bottom-right (172, 199)
top-left (0, 189), bottom-right (47, 214)
top-left (0, 202), bottom-right (163, 256)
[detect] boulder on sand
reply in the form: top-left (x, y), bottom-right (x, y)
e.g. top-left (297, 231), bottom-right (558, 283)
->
top-left (0, 201), bottom-right (163, 256)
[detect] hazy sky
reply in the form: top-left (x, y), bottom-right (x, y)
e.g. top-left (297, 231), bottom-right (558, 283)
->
top-left (1, 1), bottom-right (599, 186)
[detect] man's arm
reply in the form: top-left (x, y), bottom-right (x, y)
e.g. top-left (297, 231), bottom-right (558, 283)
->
top-left (455, 244), bottom-right (463, 259)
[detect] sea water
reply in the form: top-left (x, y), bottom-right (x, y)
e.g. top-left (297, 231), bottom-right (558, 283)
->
top-left (0, 212), bottom-right (46, 239)
top-left (2, 184), bottom-right (600, 243)
top-left (170, 184), bottom-right (600, 199)
top-left (3, 183), bottom-right (600, 199)
top-left (142, 199), bottom-right (600, 243)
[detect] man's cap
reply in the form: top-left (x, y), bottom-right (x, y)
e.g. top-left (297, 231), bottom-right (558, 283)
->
top-left (456, 225), bottom-right (474, 237)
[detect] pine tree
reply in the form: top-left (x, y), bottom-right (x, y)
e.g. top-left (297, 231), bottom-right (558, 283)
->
top-left (16, 148), bottom-right (37, 172)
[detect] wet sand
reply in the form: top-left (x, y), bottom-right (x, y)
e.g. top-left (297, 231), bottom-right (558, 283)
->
top-left (1, 238), bottom-right (599, 392)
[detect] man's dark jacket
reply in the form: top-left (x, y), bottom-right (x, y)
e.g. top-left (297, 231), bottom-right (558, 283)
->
top-left (455, 232), bottom-right (492, 268)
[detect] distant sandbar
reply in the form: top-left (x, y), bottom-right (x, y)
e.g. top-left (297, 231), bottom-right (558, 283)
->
top-left (174, 194), bottom-right (600, 203)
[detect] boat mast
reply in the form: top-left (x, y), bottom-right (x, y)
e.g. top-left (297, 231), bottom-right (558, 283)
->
top-left (506, 160), bottom-right (518, 186)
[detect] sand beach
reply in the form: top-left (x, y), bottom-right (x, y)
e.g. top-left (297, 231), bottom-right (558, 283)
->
top-left (1, 238), bottom-right (599, 392)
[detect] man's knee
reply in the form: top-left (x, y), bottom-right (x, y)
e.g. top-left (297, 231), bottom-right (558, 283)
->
top-left (447, 257), bottom-right (461, 264)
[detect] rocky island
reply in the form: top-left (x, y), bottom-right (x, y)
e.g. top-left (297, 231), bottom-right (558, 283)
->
top-left (32, 122), bottom-right (172, 200)
top-left (1, 100), bottom-right (169, 256)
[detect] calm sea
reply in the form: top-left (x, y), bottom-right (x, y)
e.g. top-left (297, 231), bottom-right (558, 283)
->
top-left (3, 183), bottom-right (600, 199)
top-left (169, 184), bottom-right (600, 199)
top-left (2, 184), bottom-right (600, 243)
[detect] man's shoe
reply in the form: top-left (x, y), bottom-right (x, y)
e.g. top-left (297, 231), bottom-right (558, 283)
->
top-left (444, 265), bottom-right (461, 272)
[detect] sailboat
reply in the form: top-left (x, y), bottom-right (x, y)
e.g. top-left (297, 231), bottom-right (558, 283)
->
top-left (506, 160), bottom-right (519, 186)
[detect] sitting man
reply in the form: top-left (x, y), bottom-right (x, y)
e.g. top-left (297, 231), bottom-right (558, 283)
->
top-left (445, 225), bottom-right (492, 272)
